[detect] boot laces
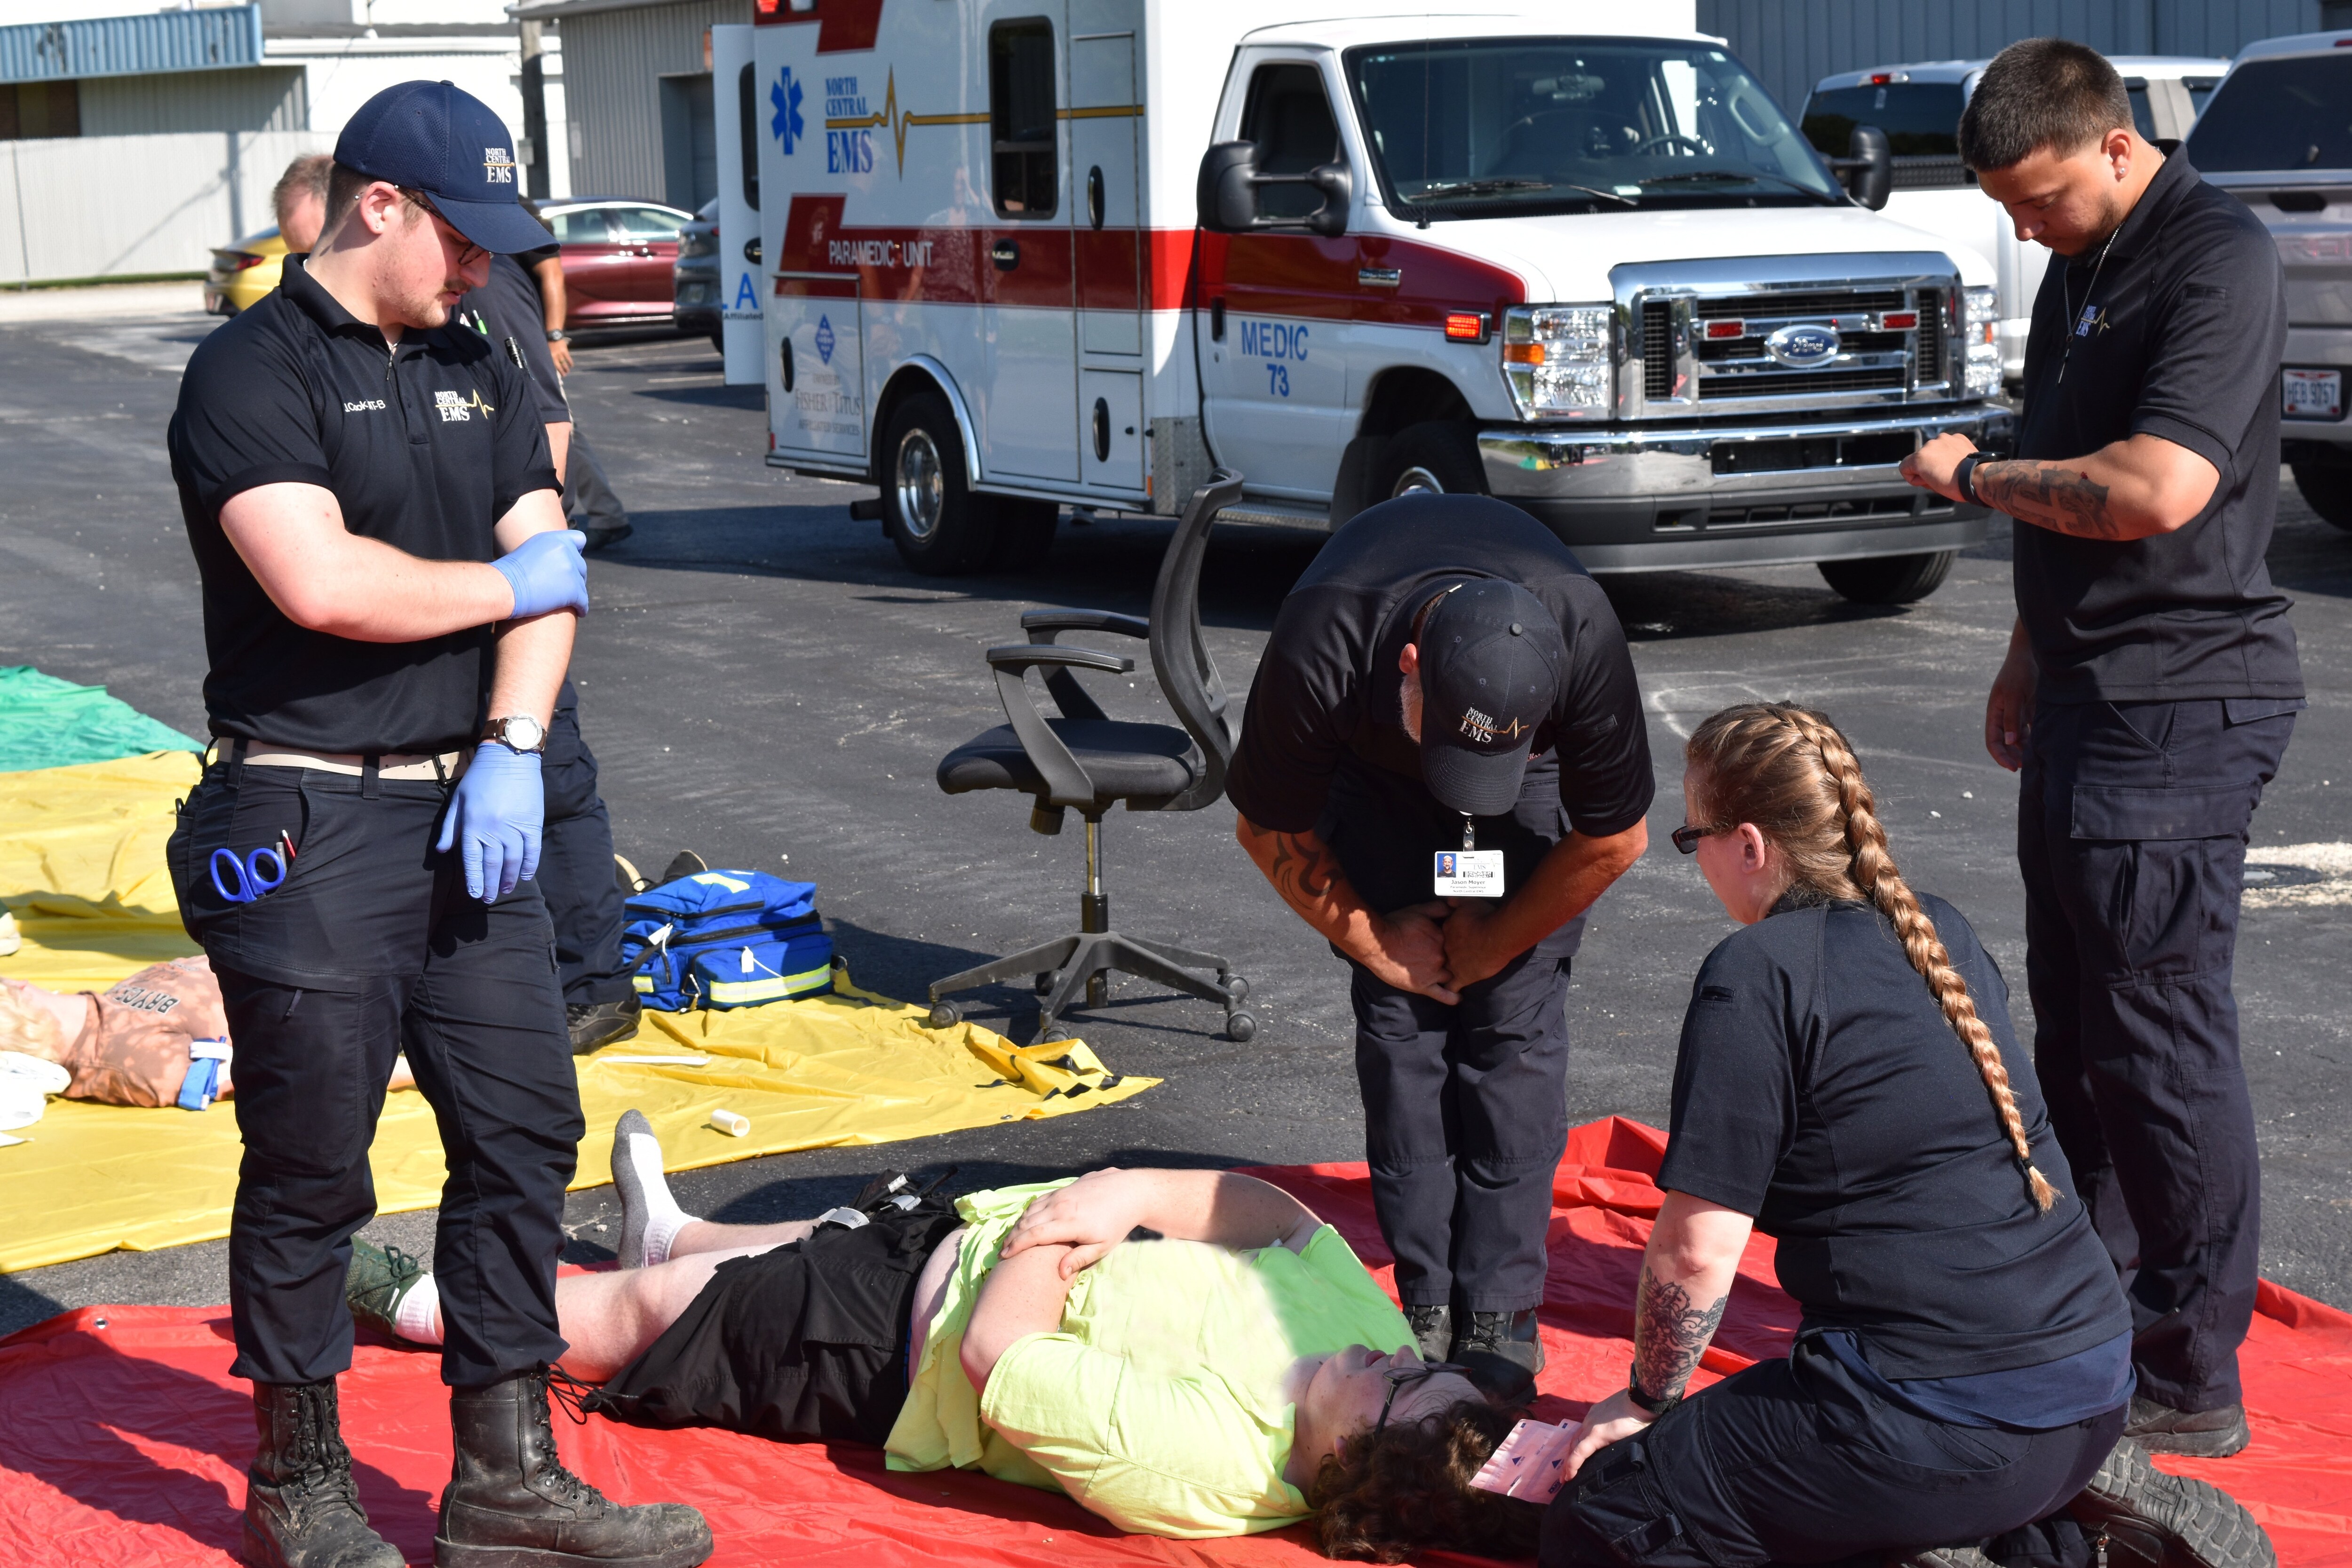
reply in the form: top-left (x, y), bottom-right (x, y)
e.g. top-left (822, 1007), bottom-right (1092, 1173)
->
top-left (288, 1384), bottom-right (364, 1517)
top-left (529, 1369), bottom-right (609, 1512)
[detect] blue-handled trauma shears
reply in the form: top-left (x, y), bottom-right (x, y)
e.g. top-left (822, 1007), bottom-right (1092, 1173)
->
top-left (211, 842), bottom-right (288, 904)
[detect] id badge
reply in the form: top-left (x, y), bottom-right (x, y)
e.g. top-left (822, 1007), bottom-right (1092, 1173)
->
top-left (1433, 849), bottom-right (1505, 898)
top-left (1469, 1418), bottom-right (1575, 1503)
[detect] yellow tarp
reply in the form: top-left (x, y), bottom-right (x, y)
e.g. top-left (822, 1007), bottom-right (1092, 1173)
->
top-left (0, 753), bottom-right (1154, 1274)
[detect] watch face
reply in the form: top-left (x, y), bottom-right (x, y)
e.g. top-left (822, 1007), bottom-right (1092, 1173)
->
top-left (504, 716), bottom-right (546, 751)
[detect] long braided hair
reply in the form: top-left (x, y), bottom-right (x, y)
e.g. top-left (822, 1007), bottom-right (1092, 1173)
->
top-left (1686, 703), bottom-right (2059, 1212)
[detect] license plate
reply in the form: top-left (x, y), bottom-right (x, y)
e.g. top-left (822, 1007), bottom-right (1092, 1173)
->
top-left (2282, 367), bottom-right (2343, 421)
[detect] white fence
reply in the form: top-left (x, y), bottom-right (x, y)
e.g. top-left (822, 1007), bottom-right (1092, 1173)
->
top-left (0, 128), bottom-right (331, 285)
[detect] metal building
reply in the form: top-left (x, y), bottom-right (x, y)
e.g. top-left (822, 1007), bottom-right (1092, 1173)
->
top-left (1700, 0), bottom-right (2352, 117)
top-left (511, 0), bottom-right (750, 207)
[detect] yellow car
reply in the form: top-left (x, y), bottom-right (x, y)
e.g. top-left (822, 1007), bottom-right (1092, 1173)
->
top-left (204, 226), bottom-right (288, 316)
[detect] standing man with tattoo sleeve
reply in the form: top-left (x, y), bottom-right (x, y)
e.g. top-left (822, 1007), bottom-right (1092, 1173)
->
top-left (1226, 493), bottom-right (1652, 1393)
top-left (1903, 40), bottom-right (2302, 1460)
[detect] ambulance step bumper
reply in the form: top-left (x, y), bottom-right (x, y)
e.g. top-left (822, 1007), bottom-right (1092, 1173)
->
top-left (1476, 404), bottom-right (2011, 573)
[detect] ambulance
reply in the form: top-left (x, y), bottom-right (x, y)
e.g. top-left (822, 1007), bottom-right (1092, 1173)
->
top-left (750, 1), bottom-right (2014, 602)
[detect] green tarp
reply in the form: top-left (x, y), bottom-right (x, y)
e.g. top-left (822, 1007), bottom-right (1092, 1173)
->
top-left (0, 667), bottom-right (199, 773)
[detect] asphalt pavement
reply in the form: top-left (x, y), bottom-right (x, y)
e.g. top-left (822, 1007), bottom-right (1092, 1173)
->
top-left (2, 286), bottom-right (2346, 1337)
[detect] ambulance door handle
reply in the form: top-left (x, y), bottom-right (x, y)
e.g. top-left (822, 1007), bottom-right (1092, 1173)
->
top-left (1087, 166), bottom-right (1105, 231)
top-left (992, 239), bottom-right (1021, 271)
top-left (1092, 398), bottom-right (1111, 462)
top-left (780, 338), bottom-right (794, 392)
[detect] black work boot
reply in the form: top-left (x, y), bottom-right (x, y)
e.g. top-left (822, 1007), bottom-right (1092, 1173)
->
top-left (1451, 1308), bottom-right (1545, 1404)
top-left (2122, 1394), bottom-right (2252, 1458)
top-left (1404, 1304), bottom-right (1452, 1364)
top-left (435, 1369), bottom-right (713, 1568)
top-left (2069, 1436), bottom-right (2276, 1568)
top-left (243, 1380), bottom-right (404, 1568)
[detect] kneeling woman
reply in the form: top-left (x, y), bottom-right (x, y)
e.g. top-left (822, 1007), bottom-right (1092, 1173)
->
top-left (352, 1112), bottom-right (1534, 1560)
top-left (1546, 704), bottom-right (2267, 1568)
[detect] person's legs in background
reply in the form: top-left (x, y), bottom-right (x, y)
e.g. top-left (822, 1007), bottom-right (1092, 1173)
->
top-left (1349, 964), bottom-right (1462, 1361)
top-left (563, 428), bottom-right (631, 551)
top-left (1440, 947), bottom-right (1572, 1388)
top-left (538, 680), bottom-right (639, 1053)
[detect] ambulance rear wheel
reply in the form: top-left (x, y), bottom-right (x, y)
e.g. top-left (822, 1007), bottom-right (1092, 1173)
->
top-left (882, 391), bottom-right (997, 575)
top-left (1817, 550), bottom-right (1955, 605)
top-left (1376, 421), bottom-right (1487, 500)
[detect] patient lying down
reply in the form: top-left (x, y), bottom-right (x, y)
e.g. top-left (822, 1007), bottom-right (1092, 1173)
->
top-left (351, 1110), bottom-right (1541, 1560)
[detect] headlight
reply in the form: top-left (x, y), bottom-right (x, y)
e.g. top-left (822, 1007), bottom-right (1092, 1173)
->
top-left (1502, 305), bottom-right (1613, 418)
top-left (1962, 286), bottom-right (2001, 399)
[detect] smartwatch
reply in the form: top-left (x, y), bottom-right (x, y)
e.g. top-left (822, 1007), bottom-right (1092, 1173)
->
top-left (1625, 1362), bottom-right (1682, 1417)
top-left (1953, 451), bottom-right (1986, 506)
top-left (481, 716), bottom-right (548, 755)
top-left (545, 329), bottom-right (568, 343)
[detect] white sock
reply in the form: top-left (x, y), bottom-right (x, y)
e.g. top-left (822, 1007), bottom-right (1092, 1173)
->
top-left (396, 1271), bottom-right (444, 1345)
top-left (628, 1131), bottom-right (689, 1266)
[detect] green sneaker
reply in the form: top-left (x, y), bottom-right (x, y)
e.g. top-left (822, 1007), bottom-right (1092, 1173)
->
top-left (346, 1235), bottom-right (429, 1342)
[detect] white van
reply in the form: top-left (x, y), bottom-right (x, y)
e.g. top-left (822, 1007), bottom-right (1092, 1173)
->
top-left (754, 2), bottom-right (2012, 603)
top-left (1800, 56), bottom-right (2229, 387)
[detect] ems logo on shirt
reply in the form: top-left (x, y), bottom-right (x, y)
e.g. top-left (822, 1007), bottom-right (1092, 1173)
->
top-left (483, 145), bottom-right (516, 184)
top-left (434, 388), bottom-right (496, 422)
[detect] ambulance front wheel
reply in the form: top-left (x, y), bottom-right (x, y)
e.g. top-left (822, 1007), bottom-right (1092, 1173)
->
top-left (882, 390), bottom-right (998, 575)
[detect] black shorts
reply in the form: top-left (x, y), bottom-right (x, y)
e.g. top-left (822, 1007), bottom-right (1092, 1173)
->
top-left (588, 1193), bottom-right (965, 1446)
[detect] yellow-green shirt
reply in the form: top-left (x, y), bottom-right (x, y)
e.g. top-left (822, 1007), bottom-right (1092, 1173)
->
top-left (883, 1180), bottom-right (1413, 1538)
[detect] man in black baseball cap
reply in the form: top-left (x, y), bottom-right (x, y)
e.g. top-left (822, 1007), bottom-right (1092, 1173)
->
top-left (1228, 493), bottom-right (1653, 1392)
top-left (166, 79), bottom-right (709, 1568)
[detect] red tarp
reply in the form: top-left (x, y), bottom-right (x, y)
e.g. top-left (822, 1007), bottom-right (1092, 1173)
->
top-left (3, 1117), bottom-right (2347, 1567)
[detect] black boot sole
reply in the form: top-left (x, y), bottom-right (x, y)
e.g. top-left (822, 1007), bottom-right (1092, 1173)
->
top-left (433, 1539), bottom-right (711, 1568)
top-left (2125, 1407), bottom-right (2252, 1459)
top-left (2069, 1438), bottom-right (2276, 1568)
top-left (243, 1514), bottom-right (405, 1568)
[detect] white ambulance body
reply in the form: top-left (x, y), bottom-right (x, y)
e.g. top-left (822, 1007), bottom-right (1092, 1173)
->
top-left (753, 1), bottom-right (2012, 602)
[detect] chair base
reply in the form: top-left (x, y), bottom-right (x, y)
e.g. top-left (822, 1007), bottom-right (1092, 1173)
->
top-left (927, 928), bottom-right (1255, 1043)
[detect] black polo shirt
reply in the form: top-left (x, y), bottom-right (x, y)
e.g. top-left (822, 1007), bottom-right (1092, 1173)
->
top-left (1227, 496), bottom-right (1653, 924)
top-left (458, 254), bottom-right (569, 425)
top-left (1656, 892), bottom-right (2131, 1379)
top-left (168, 255), bottom-right (558, 754)
top-left (2012, 151), bottom-right (2303, 705)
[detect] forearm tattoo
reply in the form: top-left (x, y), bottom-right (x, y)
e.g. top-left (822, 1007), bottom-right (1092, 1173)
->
top-left (1975, 460), bottom-right (2123, 540)
top-left (1632, 1265), bottom-right (1728, 1402)
top-left (1254, 824), bottom-right (1339, 911)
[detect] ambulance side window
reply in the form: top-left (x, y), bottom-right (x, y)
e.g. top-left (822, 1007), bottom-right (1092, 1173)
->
top-left (1240, 64), bottom-right (1340, 221)
top-left (990, 19), bottom-right (1058, 218)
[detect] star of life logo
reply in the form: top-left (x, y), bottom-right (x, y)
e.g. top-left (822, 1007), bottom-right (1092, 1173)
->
top-left (771, 66), bottom-right (805, 155)
top-left (435, 388), bottom-right (494, 422)
top-left (1457, 706), bottom-right (1527, 745)
top-left (483, 145), bottom-right (516, 184)
top-left (814, 314), bottom-right (835, 365)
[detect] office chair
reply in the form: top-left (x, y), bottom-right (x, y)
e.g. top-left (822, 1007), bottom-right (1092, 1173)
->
top-left (926, 470), bottom-right (1256, 1043)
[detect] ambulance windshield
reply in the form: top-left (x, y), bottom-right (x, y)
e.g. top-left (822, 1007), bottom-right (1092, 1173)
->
top-left (1346, 39), bottom-right (1843, 217)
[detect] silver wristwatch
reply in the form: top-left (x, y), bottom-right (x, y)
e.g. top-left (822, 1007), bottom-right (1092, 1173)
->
top-left (481, 715), bottom-right (548, 755)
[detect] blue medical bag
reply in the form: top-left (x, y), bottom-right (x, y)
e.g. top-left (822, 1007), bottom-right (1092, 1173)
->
top-left (620, 869), bottom-right (834, 1011)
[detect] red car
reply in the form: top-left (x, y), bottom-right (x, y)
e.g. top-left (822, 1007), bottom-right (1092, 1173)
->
top-left (537, 197), bottom-right (698, 329)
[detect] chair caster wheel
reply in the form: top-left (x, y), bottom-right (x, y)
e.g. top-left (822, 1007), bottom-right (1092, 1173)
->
top-left (1221, 974), bottom-right (1249, 1002)
top-left (1223, 1010), bottom-right (1257, 1043)
top-left (1034, 971), bottom-right (1056, 995)
top-left (1038, 1024), bottom-right (1074, 1044)
top-left (927, 1001), bottom-right (961, 1030)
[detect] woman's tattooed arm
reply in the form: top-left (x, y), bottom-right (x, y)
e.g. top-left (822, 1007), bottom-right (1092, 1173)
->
top-left (1632, 1263), bottom-right (1729, 1402)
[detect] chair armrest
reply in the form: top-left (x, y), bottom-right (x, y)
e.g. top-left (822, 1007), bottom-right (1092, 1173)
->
top-left (985, 647), bottom-right (1125, 808)
top-left (985, 645), bottom-right (1135, 676)
top-left (1020, 609), bottom-right (1151, 643)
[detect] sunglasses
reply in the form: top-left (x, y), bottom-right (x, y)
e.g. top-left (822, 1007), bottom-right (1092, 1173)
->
top-left (402, 189), bottom-right (490, 267)
top-left (1371, 1359), bottom-right (1470, 1439)
top-left (1671, 821), bottom-right (1730, 854)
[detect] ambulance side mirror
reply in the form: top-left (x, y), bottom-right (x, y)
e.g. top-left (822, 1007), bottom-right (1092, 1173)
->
top-left (1829, 124), bottom-right (1892, 210)
top-left (1198, 141), bottom-right (1263, 232)
top-left (1196, 141), bottom-right (1353, 237)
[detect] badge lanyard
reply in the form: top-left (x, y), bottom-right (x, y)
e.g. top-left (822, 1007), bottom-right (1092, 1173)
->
top-left (1434, 812), bottom-right (1506, 899)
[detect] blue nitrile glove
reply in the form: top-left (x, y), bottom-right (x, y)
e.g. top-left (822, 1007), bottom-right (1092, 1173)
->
top-left (436, 744), bottom-right (546, 901)
top-left (491, 529), bottom-right (590, 619)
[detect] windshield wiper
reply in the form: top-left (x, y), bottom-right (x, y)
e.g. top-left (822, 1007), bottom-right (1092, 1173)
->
top-left (1634, 169), bottom-right (1841, 205)
top-left (1414, 177), bottom-right (1636, 207)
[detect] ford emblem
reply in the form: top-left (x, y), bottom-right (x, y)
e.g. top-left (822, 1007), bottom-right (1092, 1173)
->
top-left (1764, 323), bottom-right (1841, 368)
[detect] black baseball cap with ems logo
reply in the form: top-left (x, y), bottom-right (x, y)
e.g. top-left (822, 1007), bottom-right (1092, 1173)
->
top-left (333, 80), bottom-right (550, 255)
top-left (1415, 578), bottom-right (1565, 817)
